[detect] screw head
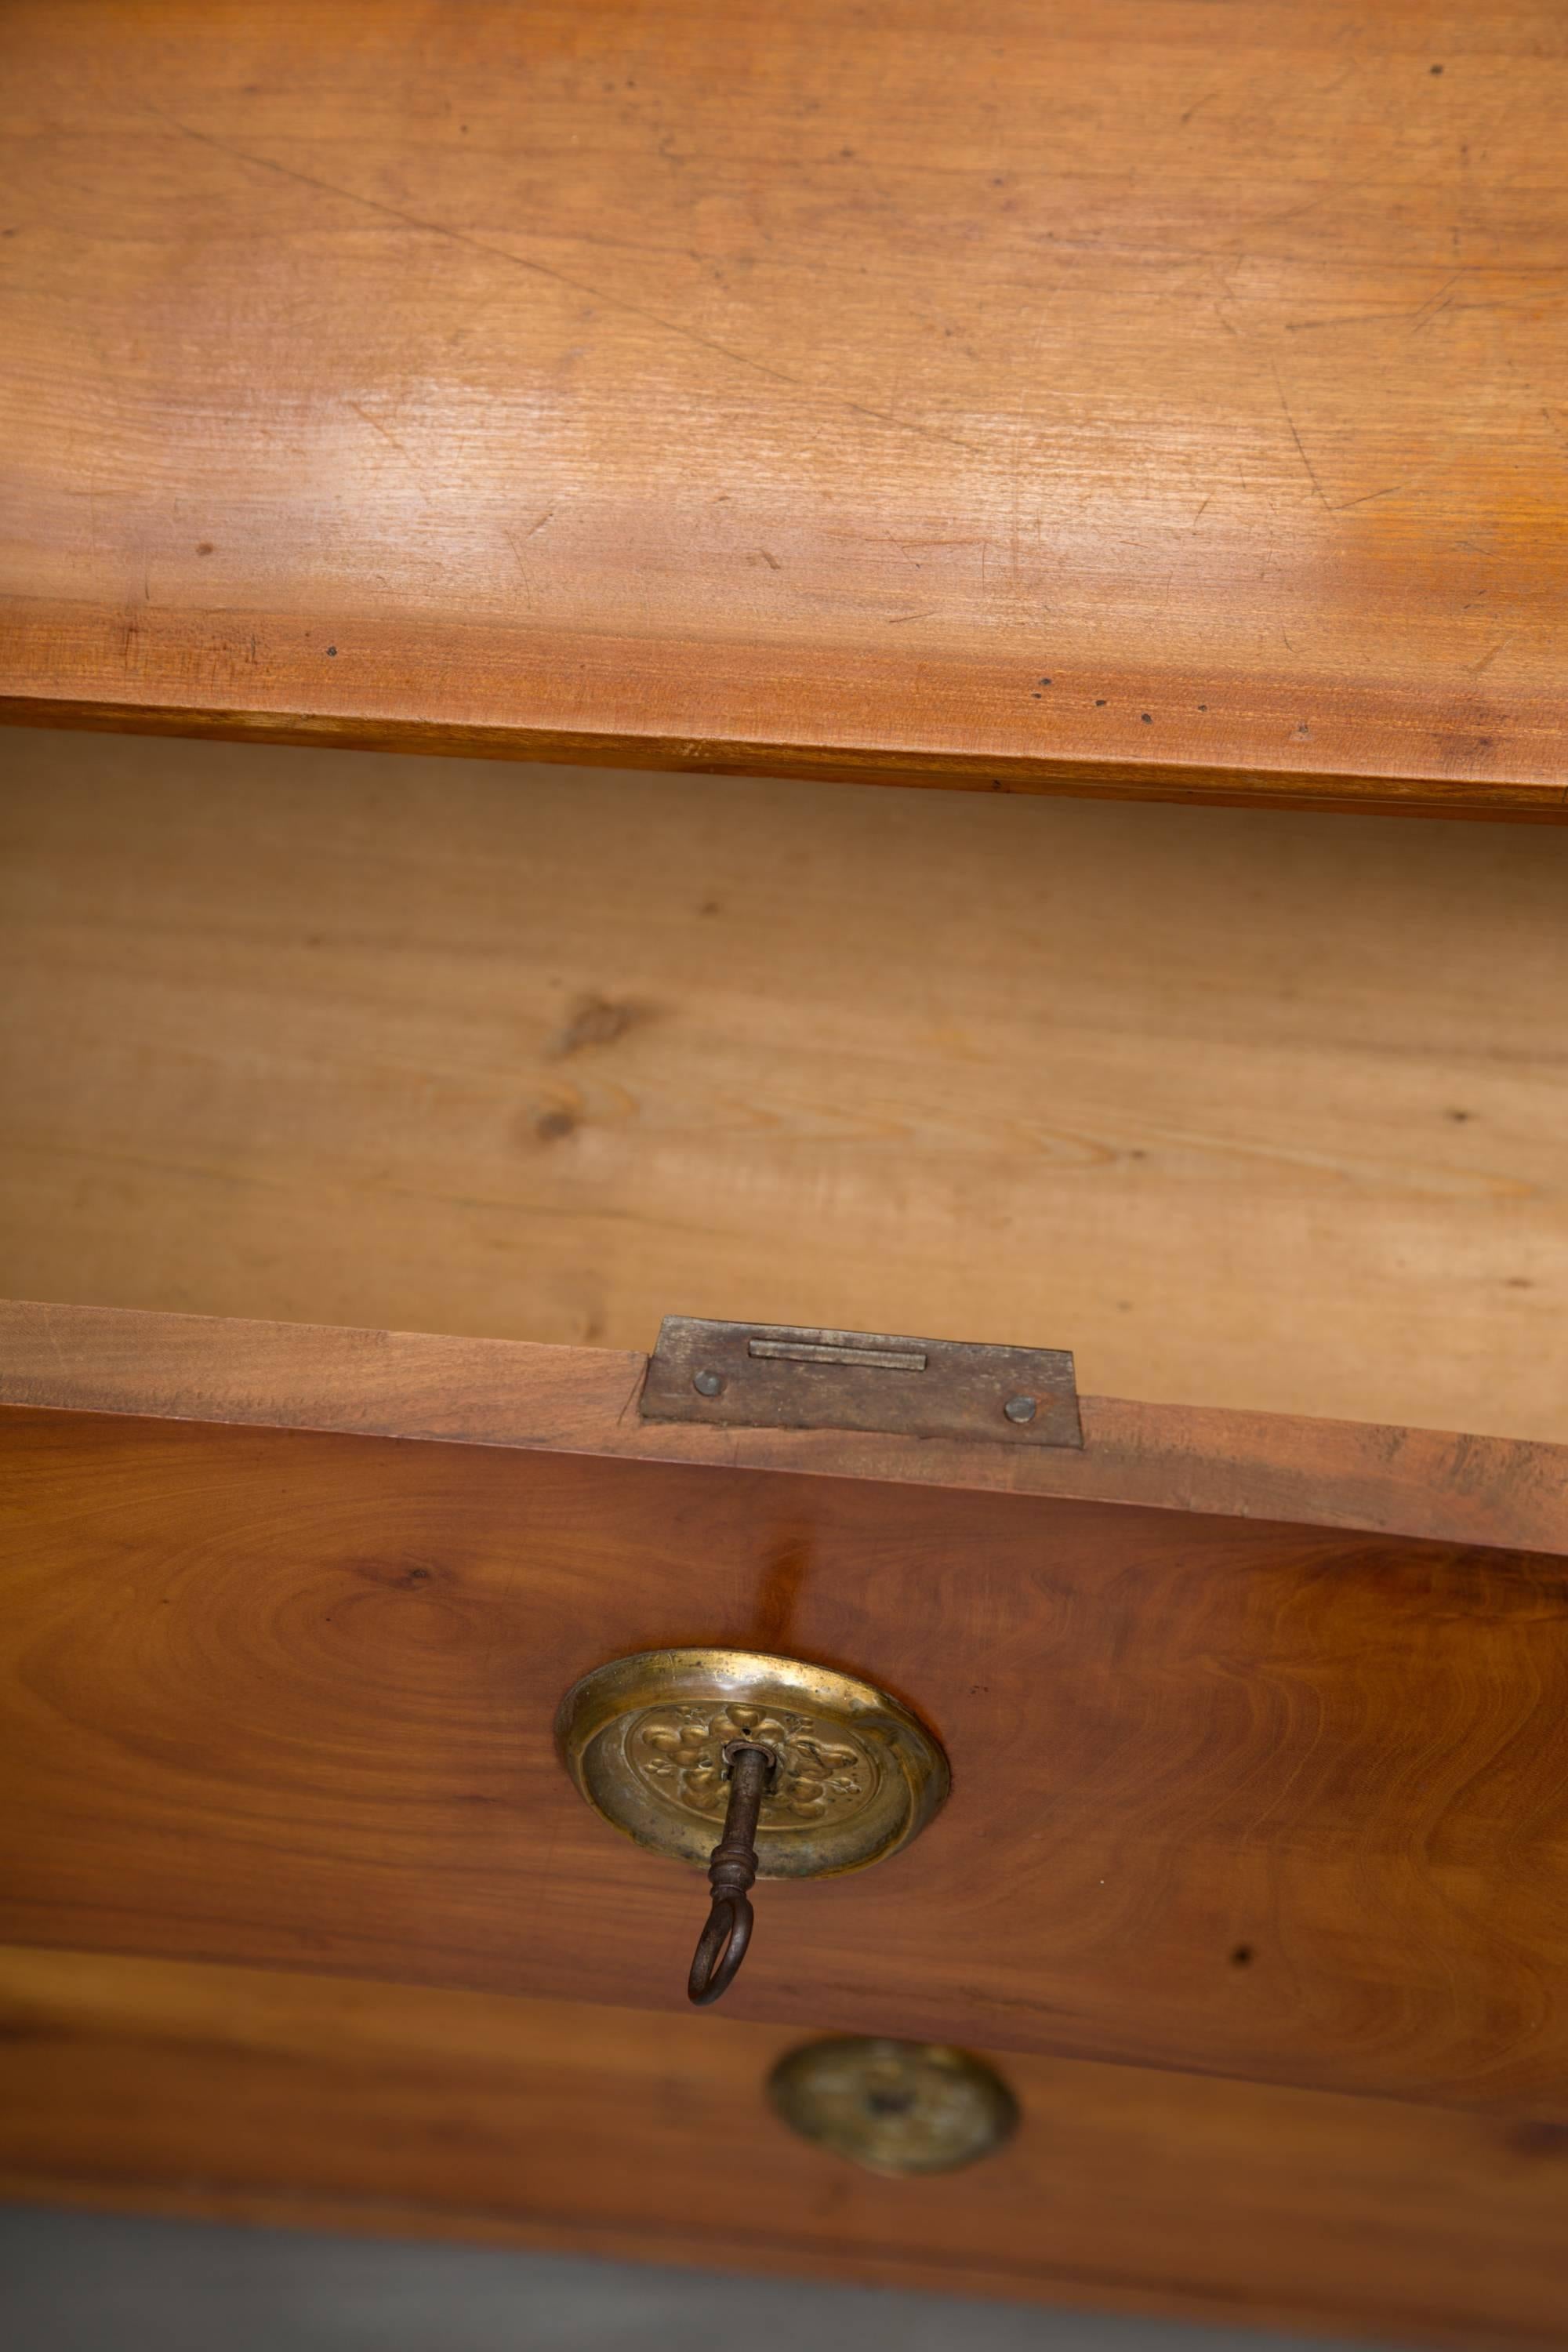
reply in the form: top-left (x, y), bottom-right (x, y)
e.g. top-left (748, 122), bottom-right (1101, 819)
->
top-left (1003, 1394), bottom-right (1037, 1425)
top-left (692, 1368), bottom-right (726, 1398)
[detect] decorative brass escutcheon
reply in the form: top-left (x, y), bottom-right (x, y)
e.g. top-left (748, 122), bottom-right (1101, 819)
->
top-left (554, 1649), bottom-right (949, 2005)
top-left (768, 2037), bottom-right (1018, 2175)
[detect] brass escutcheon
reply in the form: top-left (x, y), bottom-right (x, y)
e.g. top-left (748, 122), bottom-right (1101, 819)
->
top-left (554, 1649), bottom-right (949, 1880)
top-left (769, 2037), bottom-right (1019, 2175)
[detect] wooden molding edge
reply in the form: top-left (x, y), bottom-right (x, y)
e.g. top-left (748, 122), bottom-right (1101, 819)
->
top-left (3, 1301), bottom-right (1563, 1555)
top-left (2, 2174), bottom-right (1541, 2352)
top-left (5, 698), bottom-right (1566, 822)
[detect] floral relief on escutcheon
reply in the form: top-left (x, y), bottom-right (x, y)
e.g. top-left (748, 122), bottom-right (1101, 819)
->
top-left (628, 1701), bottom-right (878, 1828)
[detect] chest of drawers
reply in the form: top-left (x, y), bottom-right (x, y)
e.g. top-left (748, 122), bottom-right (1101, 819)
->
top-left (4, 2), bottom-right (1567, 2339)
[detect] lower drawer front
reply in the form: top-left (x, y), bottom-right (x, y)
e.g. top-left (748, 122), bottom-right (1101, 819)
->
top-left (2, 1945), bottom-right (1565, 2351)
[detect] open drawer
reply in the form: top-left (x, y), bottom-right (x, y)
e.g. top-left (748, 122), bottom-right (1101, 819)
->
top-left (4, 1293), bottom-right (1567, 2114)
top-left (3, 722), bottom-right (1567, 2339)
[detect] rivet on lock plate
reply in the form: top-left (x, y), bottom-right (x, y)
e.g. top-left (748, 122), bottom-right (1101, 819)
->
top-left (555, 1649), bottom-right (949, 2007)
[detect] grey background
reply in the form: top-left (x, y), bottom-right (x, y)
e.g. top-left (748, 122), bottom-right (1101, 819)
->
top-left (0, 2205), bottom-right (1359, 2352)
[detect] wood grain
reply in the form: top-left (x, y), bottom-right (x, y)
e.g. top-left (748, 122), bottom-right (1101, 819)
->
top-left (5, 729), bottom-right (1566, 1443)
top-left (5, 1393), bottom-right (1568, 2108)
top-left (6, 1947), bottom-right (1568, 2352)
top-left (5, 1301), bottom-right (1567, 1557)
top-left (2, 2), bottom-right (1565, 813)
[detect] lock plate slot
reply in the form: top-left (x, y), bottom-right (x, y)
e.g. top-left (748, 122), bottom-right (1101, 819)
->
top-left (641, 1317), bottom-right (1082, 1448)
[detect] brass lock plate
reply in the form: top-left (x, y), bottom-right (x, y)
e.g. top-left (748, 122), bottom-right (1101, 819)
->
top-left (555, 1649), bottom-right (949, 1878)
top-left (641, 1317), bottom-right (1082, 1448)
top-left (769, 2037), bottom-right (1018, 2175)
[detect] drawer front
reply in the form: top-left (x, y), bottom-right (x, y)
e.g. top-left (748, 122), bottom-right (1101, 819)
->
top-left (3, 1945), bottom-right (1567, 2350)
top-left (5, 1395), bottom-right (1567, 2110)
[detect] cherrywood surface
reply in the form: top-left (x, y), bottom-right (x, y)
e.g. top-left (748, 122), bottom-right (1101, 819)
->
top-left (5, 1385), bottom-right (1568, 2109)
top-left (2, 4), bottom-right (1565, 814)
top-left (5, 1947), bottom-right (1568, 2351)
top-left (5, 730), bottom-right (1567, 1444)
top-left (5, 1302), bottom-right (1567, 1556)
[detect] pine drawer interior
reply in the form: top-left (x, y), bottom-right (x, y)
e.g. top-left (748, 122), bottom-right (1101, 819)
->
top-left (2, 721), bottom-right (1563, 1443)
